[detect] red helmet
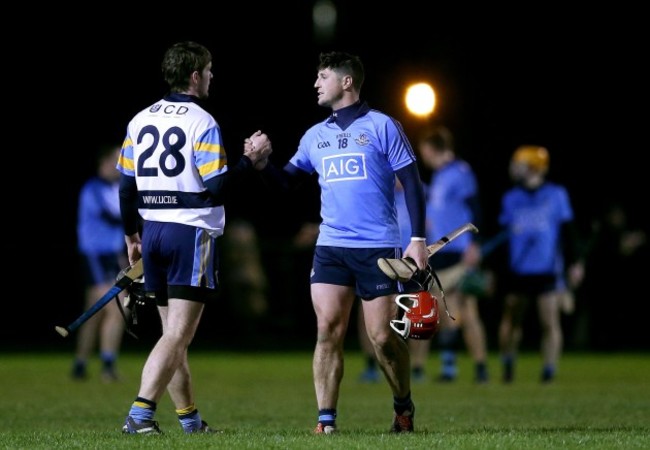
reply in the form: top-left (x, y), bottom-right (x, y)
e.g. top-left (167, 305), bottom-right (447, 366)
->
top-left (390, 290), bottom-right (440, 340)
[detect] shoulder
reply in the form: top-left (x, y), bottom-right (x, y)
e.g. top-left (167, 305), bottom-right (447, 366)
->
top-left (365, 108), bottom-right (398, 126)
top-left (542, 181), bottom-right (567, 193)
top-left (301, 118), bottom-right (330, 139)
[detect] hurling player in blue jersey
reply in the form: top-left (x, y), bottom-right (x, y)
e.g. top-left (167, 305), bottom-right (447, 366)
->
top-left (410, 125), bottom-right (489, 384)
top-left (72, 143), bottom-right (129, 382)
top-left (497, 146), bottom-right (585, 384)
top-left (117, 41), bottom-right (271, 435)
top-left (249, 51), bottom-right (429, 434)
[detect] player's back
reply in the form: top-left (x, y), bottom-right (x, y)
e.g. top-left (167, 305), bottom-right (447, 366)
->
top-left (120, 94), bottom-right (226, 234)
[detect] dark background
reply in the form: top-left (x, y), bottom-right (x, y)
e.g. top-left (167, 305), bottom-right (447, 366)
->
top-left (7, 3), bottom-right (647, 351)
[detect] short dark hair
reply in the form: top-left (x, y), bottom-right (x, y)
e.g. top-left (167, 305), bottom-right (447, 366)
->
top-left (161, 41), bottom-right (212, 92)
top-left (421, 125), bottom-right (454, 152)
top-left (318, 51), bottom-right (365, 91)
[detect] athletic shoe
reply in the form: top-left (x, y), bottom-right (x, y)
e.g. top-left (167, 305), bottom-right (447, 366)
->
top-left (541, 371), bottom-right (555, 384)
top-left (390, 405), bottom-right (415, 433)
top-left (411, 367), bottom-right (426, 383)
top-left (184, 420), bottom-right (221, 434)
top-left (475, 365), bottom-right (489, 384)
top-left (314, 422), bottom-right (337, 434)
top-left (502, 362), bottom-right (514, 384)
top-left (122, 416), bottom-right (162, 435)
top-left (436, 373), bottom-right (456, 383)
top-left (71, 362), bottom-right (87, 381)
top-left (358, 367), bottom-right (380, 383)
top-left (101, 368), bottom-right (120, 383)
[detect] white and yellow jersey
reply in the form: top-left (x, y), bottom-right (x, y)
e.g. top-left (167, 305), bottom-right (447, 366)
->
top-left (117, 93), bottom-right (227, 237)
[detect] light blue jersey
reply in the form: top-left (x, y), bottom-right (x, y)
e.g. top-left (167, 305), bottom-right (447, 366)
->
top-left (77, 177), bottom-right (124, 255)
top-left (426, 160), bottom-right (478, 253)
top-left (290, 103), bottom-right (416, 248)
top-left (499, 182), bottom-right (573, 275)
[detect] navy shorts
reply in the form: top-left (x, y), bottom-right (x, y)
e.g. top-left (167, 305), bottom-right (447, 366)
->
top-left (310, 246), bottom-right (402, 300)
top-left (142, 221), bottom-right (220, 305)
top-left (507, 273), bottom-right (557, 296)
top-left (80, 252), bottom-right (125, 286)
top-left (428, 251), bottom-right (463, 270)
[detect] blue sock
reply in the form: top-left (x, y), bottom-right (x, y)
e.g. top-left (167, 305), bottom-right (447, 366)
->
top-left (129, 397), bottom-right (156, 423)
top-left (318, 409), bottom-right (336, 427)
top-left (502, 354), bottom-right (515, 382)
top-left (100, 351), bottom-right (116, 370)
top-left (177, 405), bottom-right (202, 432)
top-left (541, 364), bottom-right (555, 381)
top-left (441, 350), bottom-right (458, 378)
top-left (393, 392), bottom-right (414, 415)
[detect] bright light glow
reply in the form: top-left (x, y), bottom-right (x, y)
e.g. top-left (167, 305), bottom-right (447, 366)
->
top-left (405, 83), bottom-right (436, 117)
top-left (313, 0), bottom-right (337, 43)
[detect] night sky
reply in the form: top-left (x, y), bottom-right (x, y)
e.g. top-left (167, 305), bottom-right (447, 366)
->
top-left (9, 3), bottom-right (645, 345)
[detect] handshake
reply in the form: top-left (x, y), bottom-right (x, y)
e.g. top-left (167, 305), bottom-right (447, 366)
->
top-left (244, 130), bottom-right (272, 170)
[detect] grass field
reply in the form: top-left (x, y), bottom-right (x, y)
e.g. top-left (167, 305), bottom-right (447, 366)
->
top-left (1, 350), bottom-right (648, 449)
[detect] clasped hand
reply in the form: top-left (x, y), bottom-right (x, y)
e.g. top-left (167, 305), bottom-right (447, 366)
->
top-left (244, 130), bottom-right (272, 170)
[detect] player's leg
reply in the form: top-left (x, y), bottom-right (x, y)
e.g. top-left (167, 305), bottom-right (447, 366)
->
top-left (357, 304), bottom-right (380, 382)
top-left (312, 282), bottom-right (356, 433)
top-left (71, 284), bottom-right (105, 380)
top-left (435, 288), bottom-right (462, 382)
top-left (362, 294), bottom-right (410, 395)
top-left (408, 338), bottom-right (431, 382)
top-left (498, 292), bottom-right (527, 383)
top-left (459, 293), bottom-right (489, 383)
top-left (430, 254), bottom-right (466, 382)
top-left (98, 292), bottom-right (126, 382)
top-left (123, 222), bottom-right (215, 434)
top-left (363, 294), bottom-right (414, 432)
top-left (537, 290), bottom-right (562, 383)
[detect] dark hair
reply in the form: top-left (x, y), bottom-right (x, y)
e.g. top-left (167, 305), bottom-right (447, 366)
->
top-left (421, 125), bottom-right (454, 152)
top-left (318, 51), bottom-right (365, 91)
top-left (161, 41), bottom-right (212, 92)
top-left (96, 142), bottom-right (120, 164)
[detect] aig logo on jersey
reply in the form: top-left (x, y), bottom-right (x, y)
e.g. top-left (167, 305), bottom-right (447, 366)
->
top-left (322, 153), bottom-right (367, 182)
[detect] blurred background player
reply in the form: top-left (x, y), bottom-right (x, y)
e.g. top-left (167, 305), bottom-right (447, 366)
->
top-left (71, 143), bottom-right (128, 382)
top-left (497, 145), bottom-right (585, 383)
top-left (358, 126), bottom-right (490, 384)
top-left (413, 125), bottom-right (488, 383)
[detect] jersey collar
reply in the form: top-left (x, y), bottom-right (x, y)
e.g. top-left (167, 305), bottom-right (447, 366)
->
top-left (328, 100), bottom-right (370, 130)
top-left (164, 92), bottom-right (202, 104)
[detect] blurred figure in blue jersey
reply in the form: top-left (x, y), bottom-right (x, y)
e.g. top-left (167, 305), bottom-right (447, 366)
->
top-left (117, 41), bottom-right (272, 435)
top-left (497, 145), bottom-right (585, 384)
top-left (72, 143), bottom-right (128, 382)
top-left (250, 51), bottom-right (428, 434)
top-left (411, 125), bottom-right (489, 384)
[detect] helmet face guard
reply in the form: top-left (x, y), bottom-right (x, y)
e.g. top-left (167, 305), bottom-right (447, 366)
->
top-left (390, 290), bottom-right (440, 340)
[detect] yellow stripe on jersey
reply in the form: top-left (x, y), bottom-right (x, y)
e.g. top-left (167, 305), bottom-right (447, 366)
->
top-left (117, 136), bottom-right (136, 174)
top-left (118, 154), bottom-right (135, 172)
top-left (196, 143), bottom-right (227, 178)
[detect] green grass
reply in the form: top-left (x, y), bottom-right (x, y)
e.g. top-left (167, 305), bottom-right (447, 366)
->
top-left (0, 351), bottom-right (648, 449)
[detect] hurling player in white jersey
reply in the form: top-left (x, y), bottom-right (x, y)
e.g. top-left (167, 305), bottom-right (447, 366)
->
top-left (248, 51), bottom-right (429, 434)
top-left (117, 41), bottom-right (271, 435)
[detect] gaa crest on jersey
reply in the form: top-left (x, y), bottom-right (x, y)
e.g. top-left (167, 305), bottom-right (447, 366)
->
top-left (321, 153), bottom-right (367, 182)
top-left (354, 133), bottom-right (371, 146)
top-left (150, 104), bottom-right (162, 113)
